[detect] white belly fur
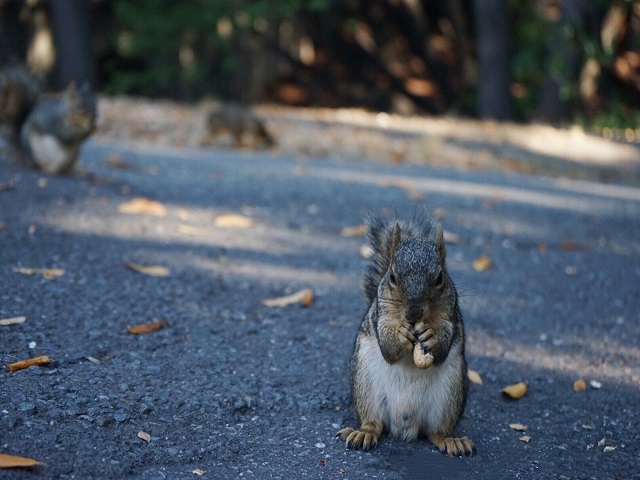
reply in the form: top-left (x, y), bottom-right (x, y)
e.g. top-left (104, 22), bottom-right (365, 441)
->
top-left (28, 133), bottom-right (76, 174)
top-left (359, 334), bottom-right (462, 440)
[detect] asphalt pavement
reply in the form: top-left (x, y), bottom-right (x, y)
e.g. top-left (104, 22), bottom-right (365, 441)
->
top-left (1, 139), bottom-right (639, 479)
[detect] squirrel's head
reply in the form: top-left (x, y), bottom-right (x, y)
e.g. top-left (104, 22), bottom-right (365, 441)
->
top-left (382, 222), bottom-right (449, 323)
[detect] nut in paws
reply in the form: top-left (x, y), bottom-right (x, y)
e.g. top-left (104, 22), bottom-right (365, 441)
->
top-left (413, 342), bottom-right (434, 369)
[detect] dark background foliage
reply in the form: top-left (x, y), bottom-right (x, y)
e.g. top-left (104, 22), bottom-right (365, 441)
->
top-left (1, 0), bottom-right (639, 129)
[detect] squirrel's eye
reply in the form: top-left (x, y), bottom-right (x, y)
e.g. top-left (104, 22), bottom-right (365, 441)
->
top-left (389, 270), bottom-right (397, 286)
top-left (435, 271), bottom-right (444, 287)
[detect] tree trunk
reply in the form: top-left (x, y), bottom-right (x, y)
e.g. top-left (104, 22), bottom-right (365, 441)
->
top-left (50, 0), bottom-right (96, 88)
top-left (474, 0), bottom-right (513, 120)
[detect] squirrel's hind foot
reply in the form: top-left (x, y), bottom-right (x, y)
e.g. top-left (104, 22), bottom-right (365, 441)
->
top-left (428, 433), bottom-right (476, 457)
top-left (337, 421), bottom-right (383, 451)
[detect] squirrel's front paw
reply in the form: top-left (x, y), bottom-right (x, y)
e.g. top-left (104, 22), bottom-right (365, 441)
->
top-left (378, 321), bottom-right (415, 363)
top-left (415, 325), bottom-right (438, 351)
top-left (413, 324), bottom-right (436, 369)
top-left (395, 321), bottom-right (416, 352)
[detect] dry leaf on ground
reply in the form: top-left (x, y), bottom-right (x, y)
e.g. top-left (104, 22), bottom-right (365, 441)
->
top-left (262, 288), bottom-right (314, 308)
top-left (13, 267), bottom-right (64, 280)
top-left (472, 254), bottom-right (493, 272)
top-left (0, 221), bottom-right (6, 231)
top-left (502, 381), bottom-right (527, 399)
top-left (519, 435), bottom-right (532, 443)
top-left (8, 355), bottom-right (52, 372)
top-left (176, 224), bottom-right (204, 236)
top-left (509, 423), bottom-right (528, 432)
top-left (0, 316), bottom-right (26, 326)
top-left (573, 379), bottom-right (587, 392)
top-left (103, 154), bottom-right (136, 170)
top-left (565, 266), bottom-right (579, 276)
top-left (561, 241), bottom-right (589, 252)
top-left (137, 431), bottom-right (151, 443)
top-left (213, 214), bottom-right (255, 228)
top-left (0, 453), bottom-right (45, 468)
top-left (467, 369), bottom-right (483, 385)
top-left (127, 319), bottom-right (169, 334)
top-left (340, 224), bottom-right (366, 238)
top-left (603, 446), bottom-right (616, 453)
top-left (0, 177), bottom-right (16, 191)
top-left (193, 469), bottom-right (205, 476)
top-left (124, 262), bottom-right (170, 277)
top-left (590, 380), bottom-right (602, 389)
top-left (381, 180), bottom-right (425, 200)
top-left (118, 197), bottom-right (167, 217)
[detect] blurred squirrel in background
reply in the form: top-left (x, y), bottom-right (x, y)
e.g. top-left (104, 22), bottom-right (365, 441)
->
top-left (0, 64), bottom-right (96, 175)
top-left (20, 82), bottom-right (96, 174)
top-left (0, 64), bottom-right (42, 139)
top-left (204, 103), bottom-right (274, 149)
top-left (337, 215), bottom-right (475, 457)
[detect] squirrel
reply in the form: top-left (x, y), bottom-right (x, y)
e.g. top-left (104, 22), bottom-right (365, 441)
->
top-left (337, 215), bottom-right (475, 456)
top-left (19, 82), bottom-right (96, 174)
top-left (0, 64), bottom-right (43, 134)
top-left (203, 103), bottom-right (274, 149)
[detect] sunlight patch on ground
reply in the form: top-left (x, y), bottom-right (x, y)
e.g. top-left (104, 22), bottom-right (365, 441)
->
top-left (265, 107), bottom-right (640, 167)
top-left (179, 255), bottom-right (358, 290)
top-left (35, 199), bottom-right (359, 254)
top-left (467, 329), bottom-right (640, 388)
top-left (33, 197), bottom-right (363, 292)
top-left (312, 167), bottom-right (640, 216)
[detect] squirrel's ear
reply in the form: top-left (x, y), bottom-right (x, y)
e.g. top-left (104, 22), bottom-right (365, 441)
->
top-left (390, 222), bottom-right (401, 258)
top-left (435, 223), bottom-right (446, 262)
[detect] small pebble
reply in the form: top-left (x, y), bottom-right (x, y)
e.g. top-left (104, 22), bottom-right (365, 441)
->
top-left (113, 412), bottom-right (130, 423)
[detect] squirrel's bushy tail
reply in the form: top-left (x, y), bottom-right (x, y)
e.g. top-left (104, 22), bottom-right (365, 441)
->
top-left (361, 213), bottom-right (435, 302)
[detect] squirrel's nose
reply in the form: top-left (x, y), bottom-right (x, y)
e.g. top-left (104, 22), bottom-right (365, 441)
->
top-left (406, 305), bottom-right (423, 322)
